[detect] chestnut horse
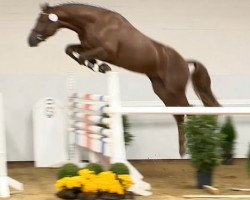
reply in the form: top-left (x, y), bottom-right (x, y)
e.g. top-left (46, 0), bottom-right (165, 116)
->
top-left (28, 3), bottom-right (220, 156)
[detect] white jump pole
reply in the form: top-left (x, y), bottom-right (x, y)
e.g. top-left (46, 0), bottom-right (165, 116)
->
top-left (107, 72), bottom-right (152, 196)
top-left (105, 73), bottom-right (250, 116)
top-left (116, 106), bottom-right (250, 115)
top-left (0, 94), bottom-right (23, 198)
top-left (107, 72), bottom-right (127, 163)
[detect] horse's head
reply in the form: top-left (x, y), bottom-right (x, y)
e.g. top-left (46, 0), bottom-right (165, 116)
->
top-left (28, 3), bottom-right (59, 47)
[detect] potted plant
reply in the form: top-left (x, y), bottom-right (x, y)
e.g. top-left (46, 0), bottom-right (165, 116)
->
top-left (220, 117), bottom-right (237, 165)
top-left (184, 115), bottom-right (223, 189)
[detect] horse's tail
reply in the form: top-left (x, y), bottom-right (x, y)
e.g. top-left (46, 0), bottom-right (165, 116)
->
top-left (187, 60), bottom-right (220, 107)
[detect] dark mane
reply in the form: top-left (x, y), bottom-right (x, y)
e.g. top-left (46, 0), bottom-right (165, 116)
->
top-left (49, 2), bottom-right (108, 11)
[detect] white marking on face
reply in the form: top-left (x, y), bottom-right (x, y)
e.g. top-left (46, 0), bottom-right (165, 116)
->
top-left (48, 13), bottom-right (58, 22)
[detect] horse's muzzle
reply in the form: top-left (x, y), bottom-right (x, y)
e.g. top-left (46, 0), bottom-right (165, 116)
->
top-left (28, 32), bottom-right (40, 47)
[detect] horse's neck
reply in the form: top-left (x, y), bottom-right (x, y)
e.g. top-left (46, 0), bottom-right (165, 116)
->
top-left (54, 5), bottom-right (98, 34)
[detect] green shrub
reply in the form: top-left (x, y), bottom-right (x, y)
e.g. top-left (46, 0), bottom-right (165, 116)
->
top-left (109, 163), bottom-right (130, 175)
top-left (57, 163), bottom-right (80, 179)
top-left (184, 115), bottom-right (223, 172)
top-left (85, 163), bottom-right (104, 174)
top-left (220, 117), bottom-right (236, 156)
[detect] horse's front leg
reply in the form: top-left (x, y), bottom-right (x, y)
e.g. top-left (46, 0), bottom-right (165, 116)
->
top-left (65, 44), bottom-right (84, 64)
top-left (78, 47), bottom-right (112, 73)
top-left (65, 45), bottom-right (111, 73)
top-left (65, 44), bottom-right (98, 71)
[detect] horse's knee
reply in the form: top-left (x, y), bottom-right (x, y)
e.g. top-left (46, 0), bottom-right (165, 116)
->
top-left (65, 45), bottom-right (73, 55)
top-left (65, 45), bottom-right (80, 55)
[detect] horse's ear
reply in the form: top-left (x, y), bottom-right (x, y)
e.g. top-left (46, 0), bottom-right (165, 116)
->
top-left (40, 2), bottom-right (50, 11)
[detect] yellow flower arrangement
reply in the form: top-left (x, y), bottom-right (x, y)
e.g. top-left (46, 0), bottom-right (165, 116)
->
top-left (118, 174), bottom-right (133, 189)
top-left (55, 177), bottom-right (67, 191)
top-left (78, 169), bottom-right (95, 176)
top-left (55, 169), bottom-right (133, 195)
top-left (55, 176), bottom-right (82, 191)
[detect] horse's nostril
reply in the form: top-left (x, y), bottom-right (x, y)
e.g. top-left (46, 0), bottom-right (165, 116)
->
top-left (36, 34), bottom-right (44, 41)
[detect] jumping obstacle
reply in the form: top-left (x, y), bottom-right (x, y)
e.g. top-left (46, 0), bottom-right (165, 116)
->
top-left (67, 72), bottom-right (152, 196)
top-left (0, 94), bottom-right (23, 198)
top-left (67, 71), bottom-right (250, 197)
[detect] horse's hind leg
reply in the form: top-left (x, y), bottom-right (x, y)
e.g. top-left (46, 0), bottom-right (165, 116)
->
top-left (148, 76), bottom-right (190, 157)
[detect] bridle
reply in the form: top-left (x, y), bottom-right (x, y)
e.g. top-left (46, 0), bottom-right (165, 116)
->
top-left (32, 12), bottom-right (59, 42)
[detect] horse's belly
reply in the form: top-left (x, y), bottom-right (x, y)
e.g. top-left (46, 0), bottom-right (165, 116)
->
top-left (113, 42), bottom-right (157, 74)
top-left (114, 54), bottom-right (156, 74)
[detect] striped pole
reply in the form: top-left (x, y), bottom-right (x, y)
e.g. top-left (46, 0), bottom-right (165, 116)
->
top-left (72, 113), bottom-right (111, 125)
top-left (75, 130), bottom-right (110, 156)
top-left (70, 93), bottom-right (109, 102)
top-left (71, 102), bottom-right (110, 113)
top-left (73, 122), bottom-right (111, 136)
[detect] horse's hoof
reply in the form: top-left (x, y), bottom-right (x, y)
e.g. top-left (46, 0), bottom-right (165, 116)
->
top-left (99, 63), bottom-right (111, 73)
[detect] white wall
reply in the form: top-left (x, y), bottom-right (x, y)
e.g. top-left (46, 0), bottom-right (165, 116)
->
top-left (1, 0), bottom-right (250, 75)
top-left (1, 0), bottom-right (250, 161)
